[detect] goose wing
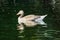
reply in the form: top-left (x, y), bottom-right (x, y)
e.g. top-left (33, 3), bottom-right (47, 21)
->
top-left (24, 21), bottom-right (37, 27)
top-left (23, 15), bottom-right (40, 20)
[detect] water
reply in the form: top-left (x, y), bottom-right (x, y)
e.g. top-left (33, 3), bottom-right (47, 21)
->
top-left (0, 0), bottom-right (60, 40)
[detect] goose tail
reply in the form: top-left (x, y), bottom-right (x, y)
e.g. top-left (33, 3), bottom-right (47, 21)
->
top-left (40, 14), bottom-right (47, 20)
top-left (35, 14), bottom-right (47, 25)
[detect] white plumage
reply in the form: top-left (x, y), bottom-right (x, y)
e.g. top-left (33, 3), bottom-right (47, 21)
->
top-left (17, 10), bottom-right (47, 30)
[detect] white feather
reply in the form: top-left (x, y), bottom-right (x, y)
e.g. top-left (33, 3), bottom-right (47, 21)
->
top-left (17, 10), bottom-right (47, 27)
top-left (35, 15), bottom-right (47, 25)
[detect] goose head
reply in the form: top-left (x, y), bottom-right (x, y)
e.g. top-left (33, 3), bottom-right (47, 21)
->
top-left (16, 10), bottom-right (24, 17)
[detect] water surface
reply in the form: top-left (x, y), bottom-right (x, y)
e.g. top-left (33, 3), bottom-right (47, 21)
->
top-left (0, 0), bottom-right (60, 40)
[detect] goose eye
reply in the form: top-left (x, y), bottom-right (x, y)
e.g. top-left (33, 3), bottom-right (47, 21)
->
top-left (17, 14), bottom-right (21, 16)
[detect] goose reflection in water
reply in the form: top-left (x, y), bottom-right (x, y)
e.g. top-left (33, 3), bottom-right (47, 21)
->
top-left (17, 10), bottom-right (47, 30)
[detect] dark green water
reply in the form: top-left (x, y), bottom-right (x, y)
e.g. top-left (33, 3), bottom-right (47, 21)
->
top-left (0, 0), bottom-right (60, 40)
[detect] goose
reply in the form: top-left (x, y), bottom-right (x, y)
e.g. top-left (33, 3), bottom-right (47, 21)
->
top-left (17, 10), bottom-right (47, 30)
